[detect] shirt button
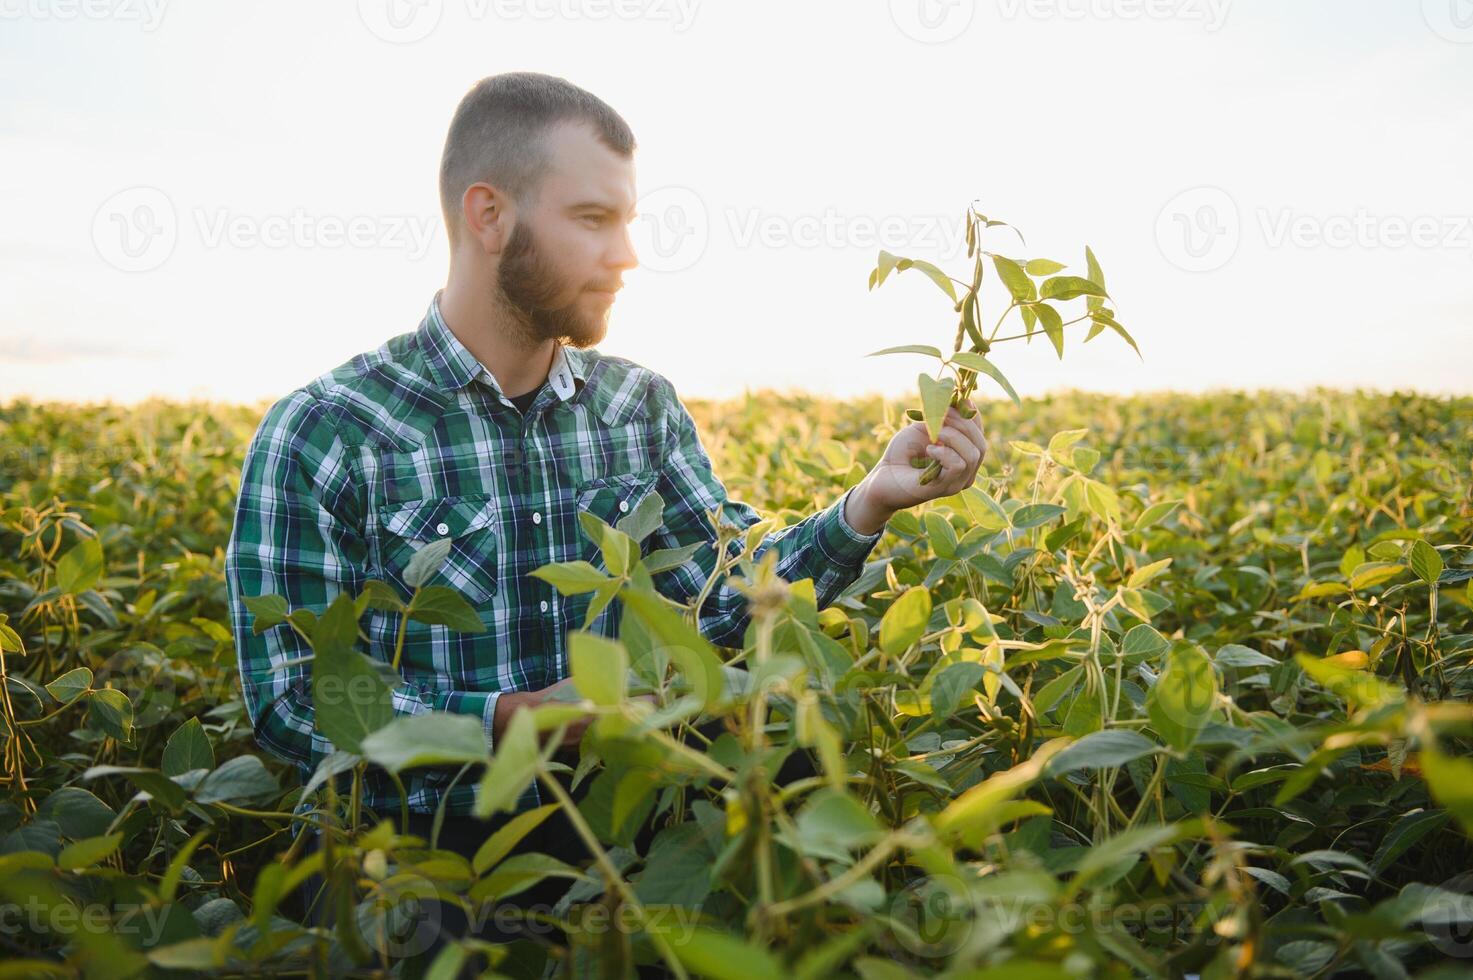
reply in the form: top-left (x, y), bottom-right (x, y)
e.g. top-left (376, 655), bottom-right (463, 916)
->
top-left (539, 600), bottom-right (549, 613)
top-left (435, 522), bottom-right (450, 536)
top-left (618, 500), bottom-right (630, 513)
top-left (532, 512), bottom-right (542, 525)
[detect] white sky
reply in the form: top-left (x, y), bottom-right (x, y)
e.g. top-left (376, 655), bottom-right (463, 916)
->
top-left (3, 0), bottom-right (1472, 405)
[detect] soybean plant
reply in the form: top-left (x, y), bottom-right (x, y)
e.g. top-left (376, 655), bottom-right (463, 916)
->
top-left (867, 203), bottom-right (1140, 484)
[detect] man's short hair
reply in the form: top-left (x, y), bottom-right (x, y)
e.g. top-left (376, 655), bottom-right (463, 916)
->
top-left (438, 72), bottom-right (636, 248)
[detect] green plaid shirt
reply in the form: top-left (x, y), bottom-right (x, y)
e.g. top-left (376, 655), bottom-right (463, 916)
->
top-left (225, 291), bottom-right (883, 815)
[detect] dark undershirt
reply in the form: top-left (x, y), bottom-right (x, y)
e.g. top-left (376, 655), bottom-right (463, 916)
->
top-left (507, 382), bottom-right (545, 415)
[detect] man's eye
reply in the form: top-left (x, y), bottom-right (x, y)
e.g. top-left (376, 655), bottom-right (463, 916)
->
top-left (581, 215), bottom-right (604, 227)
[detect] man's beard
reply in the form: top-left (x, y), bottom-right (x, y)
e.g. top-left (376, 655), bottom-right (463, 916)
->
top-left (495, 220), bottom-right (607, 350)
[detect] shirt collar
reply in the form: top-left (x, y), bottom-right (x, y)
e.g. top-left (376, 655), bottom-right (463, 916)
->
top-left (418, 290), bottom-right (590, 402)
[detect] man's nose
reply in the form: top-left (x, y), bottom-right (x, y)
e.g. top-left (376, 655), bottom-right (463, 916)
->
top-left (608, 223), bottom-right (639, 271)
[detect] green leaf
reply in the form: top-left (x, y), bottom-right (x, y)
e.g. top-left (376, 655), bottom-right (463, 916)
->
top-left (1083, 479), bottom-right (1122, 524)
top-left (1073, 824), bottom-right (1182, 888)
top-left (0, 620), bottom-right (22, 654)
top-left (873, 249), bottom-right (900, 288)
top-left (948, 352), bottom-right (1020, 407)
top-left (917, 373), bottom-right (955, 442)
top-left (159, 831), bottom-right (208, 903)
top-left (1409, 540), bottom-right (1444, 586)
top-left (1062, 686), bottom-right (1103, 736)
top-left (991, 255), bottom-right (1035, 303)
top-left (1020, 303), bottom-right (1039, 341)
top-left (933, 748), bottom-right (1058, 844)
top-left (407, 585), bottom-right (485, 633)
top-left (619, 588), bottom-right (724, 708)
top-left (44, 667), bottom-right (93, 706)
top-left (957, 487), bottom-right (1010, 531)
top-left (360, 712), bottom-right (488, 773)
top-left (1045, 730), bottom-right (1160, 778)
top-left (1011, 503), bottom-right (1066, 529)
top-left (243, 594), bottom-right (290, 634)
top-left (403, 537), bottom-right (453, 589)
top-left (636, 821), bottom-right (715, 906)
top-left (195, 755), bottom-right (278, 805)
top-left (930, 662), bottom-right (986, 721)
top-left (1090, 309), bottom-right (1142, 359)
top-left (530, 560), bottom-right (613, 595)
top-left (472, 852), bottom-right (586, 902)
top-left (1349, 561), bottom-right (1406, 591)
top-left (641, 542), bottom-right (703, 575)
top-left (358, 579), bottom-right (406, 613)
top-left (161, 718), bottom-right (214, 777)
top-left (923, 511), bottom-right (958, 560)
top-left (793, 789), bottom-right (883, 859)
top-left (38, 786), bottom-right (116, 839)
top-left (867, 344), bottom-right (945, 360)
top-left (1147, 642), bottom-right (1217, 751)
top-left (82, 765), bottom-right (187, 811)
top-left (1085, 246), bottom-right (1106, 311)
top-left (569, 632), bottom-right (628, 706)
top-left (1134, 500), bottom-right (1181, 532)
top-left (473, 803), bottom-right (561, 875)
top-left (1039, 276), bottom-right (1107, 302)
top-left (1025, 258), bottom-right (1067, 276)
top-left (1128, 558), bottom-right (1173, 589)
top-left (617, 488), bottom-right (665, 544)
top-left (474, 708), bottom-right (540, 818)
top-left (879, 586), bottom-right (931, 655)
top-left (58, 832), bottom-right (123, 871)
top-left (649, 926), bottom-right (784, 980)
top-left (311, 594), bottom-right (392, 754)
top-left (55, 538), bottom-right (103, 595)
top-left (1214, 644), bottom-right (1278, 670)
top-left (897, 257), bottom-right (958, 303)
top-left (88, 689), bottom-right (134, 744)
top-left (1294, 653), bottom-right (1400, 711)
top-left (1032, 302), bottom-right (1065, 358)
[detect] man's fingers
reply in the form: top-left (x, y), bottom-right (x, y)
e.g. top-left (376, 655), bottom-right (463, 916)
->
top-left (926, 442), bottom-right (966, 477)
top-left (935, 427), bottom-right (980, 470)
top-left (945, 406), bottom-right (988, 457)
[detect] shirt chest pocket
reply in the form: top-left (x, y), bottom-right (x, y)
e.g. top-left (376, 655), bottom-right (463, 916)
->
top-left (574, 470), bottom-right (661, 572)
top-left (374, 494), bottom-right (499, 606)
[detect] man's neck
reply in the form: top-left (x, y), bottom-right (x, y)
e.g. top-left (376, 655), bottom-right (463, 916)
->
top-left (438, 278), bottom-right (555, 399)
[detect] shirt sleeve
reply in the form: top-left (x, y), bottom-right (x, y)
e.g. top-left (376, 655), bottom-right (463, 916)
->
top-left (225, 389), bottom-right (502, 776)
top-left (644, 381), bottom-right (884, 649)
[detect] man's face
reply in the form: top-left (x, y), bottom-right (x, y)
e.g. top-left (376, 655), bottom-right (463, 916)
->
top-left (494, 120), bottom-right (639, 350)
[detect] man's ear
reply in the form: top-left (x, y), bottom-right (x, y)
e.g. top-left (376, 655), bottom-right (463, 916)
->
top-left (461, 182), bottom-right (511, 254)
